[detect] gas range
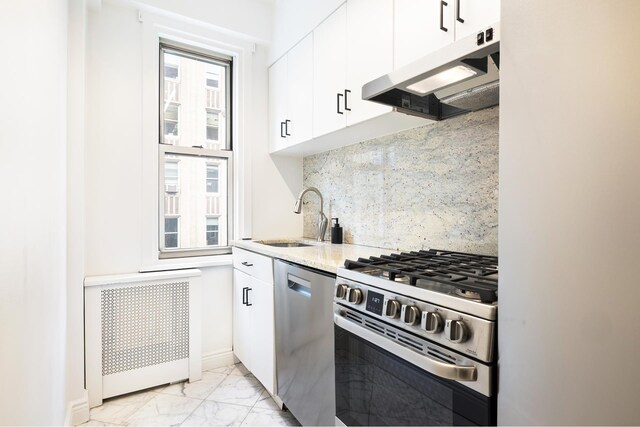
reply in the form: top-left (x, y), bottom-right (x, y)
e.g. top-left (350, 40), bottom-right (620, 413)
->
top-left (333, 248), bottom-right (499, 417)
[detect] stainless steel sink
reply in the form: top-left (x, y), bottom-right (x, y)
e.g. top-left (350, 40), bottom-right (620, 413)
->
top-left (256, 240), bottom-right (313, 248)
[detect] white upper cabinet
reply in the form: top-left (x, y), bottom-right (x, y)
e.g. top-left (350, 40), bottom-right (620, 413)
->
top-left (313, 0), bottom-right (393, 137)
top-left (268, 57), bottom-right (288, 152)
top-left (269, 33), bottom-right (313, 153)
top-left (345, 0), bottom-right (393, 125)
top-left (454, 0), bottom-right (500, 40)
top-left (394, 0), bottom-right (455, 69)
top-left (394, 0), bottom-right (499, 69)
top-left (286, 34), bottom-right (314, 146)
top-left (312, 4), bottom-right (347, 137)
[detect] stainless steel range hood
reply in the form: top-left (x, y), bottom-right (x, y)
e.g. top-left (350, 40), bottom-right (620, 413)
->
top-left (362, 23), bottom-right (500, 121)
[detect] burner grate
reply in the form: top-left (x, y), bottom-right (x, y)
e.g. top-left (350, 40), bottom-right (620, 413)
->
top-left (344, 249), bottom-right (498, 303)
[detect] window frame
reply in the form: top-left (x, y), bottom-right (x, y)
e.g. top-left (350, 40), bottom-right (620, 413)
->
top-left (206, 163), bottom-right (220, 194)
top-left (158, 42), bottom-right (234, 259)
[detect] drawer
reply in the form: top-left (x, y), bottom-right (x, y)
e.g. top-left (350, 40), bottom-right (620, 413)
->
top-left (233, 247), bottom-right (274, 284)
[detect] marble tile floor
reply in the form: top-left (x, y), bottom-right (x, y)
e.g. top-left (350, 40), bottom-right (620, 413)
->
top-left (79, 362), bottom-right (300, 427)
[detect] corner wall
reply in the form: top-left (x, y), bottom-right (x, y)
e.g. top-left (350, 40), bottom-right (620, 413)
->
top-left (0, 0), bottom-right (69, 424)
top-left (499, 1), bottom-right (640, 424)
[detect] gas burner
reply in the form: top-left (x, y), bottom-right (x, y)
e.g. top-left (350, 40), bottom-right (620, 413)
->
top-left (381, 270), bottom-right (410, 283)
top-left (455, 288), bottom-right (482, 300)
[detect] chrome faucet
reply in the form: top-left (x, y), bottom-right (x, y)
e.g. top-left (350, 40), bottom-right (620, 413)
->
top-left (294, 187), bottom-right (328, 242)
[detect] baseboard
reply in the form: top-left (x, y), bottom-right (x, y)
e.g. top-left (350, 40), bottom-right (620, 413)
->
top-left (64, 390), bottom-right (90, 426)
top-left (201, 348), bottom-right (235, 371)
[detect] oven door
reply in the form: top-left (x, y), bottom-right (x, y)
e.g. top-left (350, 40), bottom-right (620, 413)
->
top-left (334, 308), bottom-right (496, 426)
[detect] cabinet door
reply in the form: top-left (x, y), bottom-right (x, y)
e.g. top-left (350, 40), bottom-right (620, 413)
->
top-left (268, 57), bottom-right (288, 152)
top-left (247, 277), bottom-right (275, 394)
top-left (313, 3), bottom-right (347, 137)
top-left (394, 0), bottom-right (455, 69)
top-left (454, 0), bottom-right (500, 40)
top-left (232, 269), bottom-right (254, 371)
top-left (287, 33), bottom-right (314, 146)
top-left (345, 0), bottom-right (393, 126)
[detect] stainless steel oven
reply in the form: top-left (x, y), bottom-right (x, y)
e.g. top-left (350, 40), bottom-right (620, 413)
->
top-left (334, 249), bottom-right (498, 426)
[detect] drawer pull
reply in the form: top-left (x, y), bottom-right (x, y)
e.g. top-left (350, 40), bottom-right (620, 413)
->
top-left (241, 261), bottom-right (254, 267)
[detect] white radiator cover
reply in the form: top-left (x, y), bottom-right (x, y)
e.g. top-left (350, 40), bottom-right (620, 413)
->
top-left (85, 269), bottom-right (202, 408)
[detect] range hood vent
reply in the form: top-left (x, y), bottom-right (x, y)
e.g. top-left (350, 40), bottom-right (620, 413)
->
top-left (362, 24), bottom-right (500, 121)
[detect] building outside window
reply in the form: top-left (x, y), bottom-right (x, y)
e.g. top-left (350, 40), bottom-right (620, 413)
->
top-left (206, 217), bottom-right (219, 246)
top-left (159, 43), bottom-right (231, 257)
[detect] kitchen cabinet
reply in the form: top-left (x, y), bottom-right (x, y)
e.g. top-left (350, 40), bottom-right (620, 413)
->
top-left (454, 0), bottom-right (500, 40)
top-left (394, 0), bottom-right (500, 69)
top-left (313, 0), bottom-right (393, 137)
top-left (232, 248), bottom-right (275, 394)
top-left (269, 33), bottom-right (313, 153)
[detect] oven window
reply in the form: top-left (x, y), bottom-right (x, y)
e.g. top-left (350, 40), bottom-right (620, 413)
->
top-left (335, 325), bottom-right (495, 426)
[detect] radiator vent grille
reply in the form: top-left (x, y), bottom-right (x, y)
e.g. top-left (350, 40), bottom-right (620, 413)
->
top-left (101, 281), bottom-right (189, 376)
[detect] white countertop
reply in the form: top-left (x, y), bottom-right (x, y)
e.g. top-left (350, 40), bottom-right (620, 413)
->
top-left (232, 238), bottom-right (393, 274)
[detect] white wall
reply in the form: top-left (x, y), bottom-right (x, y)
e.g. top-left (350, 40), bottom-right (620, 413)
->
top-left (136, 0), bottom-right (274, 43)
top-left (499, 1), bottom-right (640, 424)
top-left (270, 0), bottom-right (344, 63)
top-left (0, 0), bottom-right (69, 424)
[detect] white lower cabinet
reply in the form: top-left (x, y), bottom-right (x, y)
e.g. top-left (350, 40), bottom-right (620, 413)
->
top-left (232, 267), bottom-right (275, 394)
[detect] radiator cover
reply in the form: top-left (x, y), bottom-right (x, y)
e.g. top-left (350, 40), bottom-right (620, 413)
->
top-left (85, 270), bottom-right (202, 408)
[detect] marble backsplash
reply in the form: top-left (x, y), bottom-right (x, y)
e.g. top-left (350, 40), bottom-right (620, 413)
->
top-left (302, 106), bottom-right (498, 255)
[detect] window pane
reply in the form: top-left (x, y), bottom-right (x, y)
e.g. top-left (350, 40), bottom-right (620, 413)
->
top-left (206, 165), bottom-right (219, 193)
top-left (206, 217), bottom-right (219, 246)
top-left (206, 72), bottom-right (219, 88)
top-left (165, 65), bottom-right (178, 80)
top-left (161, 49), bottom-right (229, 148)
top-left (161, 153), bottom-right (228, 249)
top-left (165, 218), bottom-right (178, 233)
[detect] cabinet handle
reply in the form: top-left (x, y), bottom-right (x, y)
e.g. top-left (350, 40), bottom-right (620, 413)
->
top-left (344, 89), bottom-right (351, 111)
top-left (242, 287), bottom-right (248, 305)
top-left (280, 122), bottom-right (286, 138)
top-left (246, 288), bottom-right (253, 306)
top-left (456, 0), bottom-right (464, 23)
top-left (337, 93), bottom-right (344, 114)
top-left (241, 261), bottom-right (253, 267)
top-left (285, 119), bottom-right (291, 136)
top-left (440, 1), bottom-right (448, 32)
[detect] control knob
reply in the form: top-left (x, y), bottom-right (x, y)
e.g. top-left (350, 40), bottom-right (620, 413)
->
top-left (400, 304), bottom-right (421, 326)
top-left (346, 288), bottom-right (364, 305)
top-left (335, 284), bottom-right (348, 299)
top-left (421, 311), bottom-right (443, 334)
top-left (383, 299), bottom-right (401, 319)
top-left (445, 319), bottom-right (468, 343)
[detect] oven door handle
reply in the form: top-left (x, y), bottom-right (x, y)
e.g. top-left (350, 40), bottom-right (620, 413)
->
top-left (334, 313), bottom-right (478, 382)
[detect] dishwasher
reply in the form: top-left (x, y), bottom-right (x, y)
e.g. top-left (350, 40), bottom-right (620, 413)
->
top-left (274, 259), bottom-right (336, 426)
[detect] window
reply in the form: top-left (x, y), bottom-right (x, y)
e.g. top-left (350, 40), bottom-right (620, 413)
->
top-left (206, 164), bottom-right (219, 193)
top-left (160, 43), bottom-right (232, 258)
top-left (206, 110), bottom-right (219, 141)
top-left (165, 160), bottom-right (179, 192)
top-left (206, 71), bottom-right (219, 88)
top-left (164, 103), bottom-right (179, 137)
top-left (165, 217), bottom-right (179, 248)
top-left (206, 217), bottom-right (219, 246)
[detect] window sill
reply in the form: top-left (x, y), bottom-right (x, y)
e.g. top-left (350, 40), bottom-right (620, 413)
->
top-left (140, 254), bottom-right (232, 273)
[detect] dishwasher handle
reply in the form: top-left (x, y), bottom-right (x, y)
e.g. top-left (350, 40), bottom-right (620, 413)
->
top-left (287, 274), bottom-right (311, 298)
